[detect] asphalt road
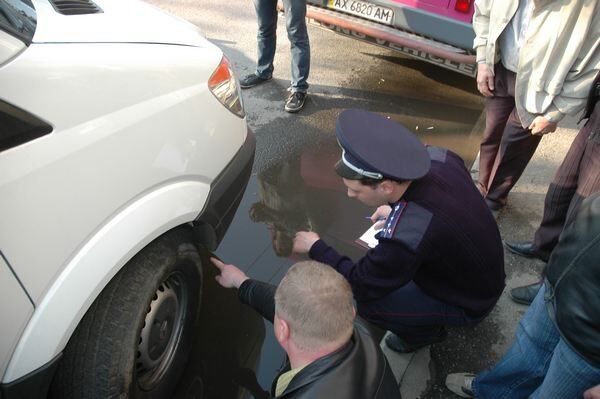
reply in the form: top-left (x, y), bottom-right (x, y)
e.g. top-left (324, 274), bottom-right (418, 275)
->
top-left (146, 0), bottom-right (484, 175)
top-left (144, 1), bottom-right (489, 398)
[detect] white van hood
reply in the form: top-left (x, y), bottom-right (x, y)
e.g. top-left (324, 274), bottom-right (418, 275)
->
top-left (31, 0), bottom-right (209, 47)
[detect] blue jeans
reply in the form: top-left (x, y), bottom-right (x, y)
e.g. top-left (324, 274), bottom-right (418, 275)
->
top-left (252, 0), bottom-right (310, 92)
top-left (474, 283), bottom-right (600, 398)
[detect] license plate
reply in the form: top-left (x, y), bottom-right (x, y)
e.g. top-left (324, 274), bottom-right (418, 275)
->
top-left (327, 0), bottom-right (394, 25)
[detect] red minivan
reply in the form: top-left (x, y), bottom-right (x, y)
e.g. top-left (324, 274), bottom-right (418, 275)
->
top-left (301, 0), bottom-right (476, 76)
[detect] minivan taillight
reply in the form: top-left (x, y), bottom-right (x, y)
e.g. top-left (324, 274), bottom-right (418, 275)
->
top-left (208, 56), bottom-right (245, 118)
top-left (455, 0), bottom-right (471, 13)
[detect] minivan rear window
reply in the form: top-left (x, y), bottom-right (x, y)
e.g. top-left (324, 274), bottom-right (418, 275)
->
top-left (0, 0), bottom-right (36, 45)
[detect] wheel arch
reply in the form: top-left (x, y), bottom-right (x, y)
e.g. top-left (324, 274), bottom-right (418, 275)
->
top-left (3, 180), bottom-right (213, 383)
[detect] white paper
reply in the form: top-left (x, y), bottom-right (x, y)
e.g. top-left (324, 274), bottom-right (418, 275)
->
top-left (358, 223), bottom-right (383, 248)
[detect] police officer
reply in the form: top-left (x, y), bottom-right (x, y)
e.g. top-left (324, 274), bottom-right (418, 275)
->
top-left (293, 109), bottom-right (506, 353)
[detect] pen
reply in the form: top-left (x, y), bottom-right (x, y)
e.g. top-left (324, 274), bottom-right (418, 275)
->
top-left (365, 216), bottom-right (386, 222)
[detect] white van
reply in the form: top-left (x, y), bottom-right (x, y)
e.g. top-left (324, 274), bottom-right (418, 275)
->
top-left (0, 0), bottom-right (254, 397)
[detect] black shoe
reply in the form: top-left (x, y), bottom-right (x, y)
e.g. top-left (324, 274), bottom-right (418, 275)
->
top-left (504, 241), bottom-right (550, 262)
top-left (284, 91), bottom-right (306, 113)
top-left (385, 329), bottom-right (447, 353)
top-left (509, 282), bottom-right (542, 305)
top-left (239, 73), bottom-right (271, 89)
top-left (485, 198), bottom-right (504, 211)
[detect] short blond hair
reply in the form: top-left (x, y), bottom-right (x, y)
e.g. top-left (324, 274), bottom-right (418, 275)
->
top-left (275, 261), bottom-right (355, 351)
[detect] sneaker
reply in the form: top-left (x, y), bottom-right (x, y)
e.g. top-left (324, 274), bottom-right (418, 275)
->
top-left (445, 373), bottom-right (475, 398)
top-left (239, 73), bottom-right (271, 89)
top-left (384, 328), bottom-right (447, 353)
top-left (284, 91), bottom-right (306, 113)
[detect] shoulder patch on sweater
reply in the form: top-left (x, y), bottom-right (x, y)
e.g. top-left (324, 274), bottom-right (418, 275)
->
top-left (380, 201), bottom-right (408, 240)
top-left (427, 146), bottom-right (447, 163)
top-left (380, 202), bottom-right (433, 251)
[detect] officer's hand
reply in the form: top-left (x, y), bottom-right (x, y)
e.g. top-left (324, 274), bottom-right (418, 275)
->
top-left (371, 205), bottom-right (392, 229)
top-left (211, 257), bottom-right (249, 289)
top-left (584, 385), bottom-right (600, 399)
top-left (293, 231), bottom-right (320, 254)
top-left (476, 63), bottom-right (495, 97)
top-left (528, 116), bottom-right (557, 136)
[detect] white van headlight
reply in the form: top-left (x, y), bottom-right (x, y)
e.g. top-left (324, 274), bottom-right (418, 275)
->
top-left (208, 56), bottom-right (245, 118)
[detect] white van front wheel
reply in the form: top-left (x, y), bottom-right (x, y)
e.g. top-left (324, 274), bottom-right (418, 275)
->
top-left (51, 228), bottom-right (203, 399)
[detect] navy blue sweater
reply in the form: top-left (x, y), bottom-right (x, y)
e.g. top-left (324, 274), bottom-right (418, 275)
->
top-left (310, 147), bottom-right (505, 317)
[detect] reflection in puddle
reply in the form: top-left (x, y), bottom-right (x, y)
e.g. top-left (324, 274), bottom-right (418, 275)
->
top-left (248, 160), bottom-right (314, 257)
top-left (177, 115), bottom-right (484, 397)
top-left (251, 137), bottom-right (377, 260)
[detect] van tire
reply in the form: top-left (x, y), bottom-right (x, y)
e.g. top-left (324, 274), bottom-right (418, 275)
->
top-left (51, 228), bottom-right (203, 399)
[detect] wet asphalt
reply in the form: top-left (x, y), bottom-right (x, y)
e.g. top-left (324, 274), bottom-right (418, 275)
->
top-left (145, 0), bottom-right (486, 397)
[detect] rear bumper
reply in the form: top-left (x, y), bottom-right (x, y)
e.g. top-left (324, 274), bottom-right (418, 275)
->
top-left (307, 4), bottom-right (475, 63)
top-left (366, 0), bottom-right (474, 49)
top-left (296, 3), bottom-right (476, 76)
top-left (194, 127), bottom-right (256, 250)
top-left (307, 0), bottom-right (475, 49)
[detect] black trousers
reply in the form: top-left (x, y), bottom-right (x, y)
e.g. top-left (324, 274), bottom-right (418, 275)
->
top-left (533, 101), bottom-right (600, 254)
top-left (357, 281), bottom-right (484, 344)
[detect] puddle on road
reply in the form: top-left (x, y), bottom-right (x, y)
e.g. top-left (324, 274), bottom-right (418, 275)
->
top-left (175, 113), bottom-right (483, 398)
top-left (175, 139), bottom-right (371, 398)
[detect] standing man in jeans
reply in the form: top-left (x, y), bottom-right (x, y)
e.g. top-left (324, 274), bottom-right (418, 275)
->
top-left (240, 0), bottom-right (310, 113)
top-left (473, 0), bottom-right (599, 211)
top-left (445, 192), bottom-right (600, 398)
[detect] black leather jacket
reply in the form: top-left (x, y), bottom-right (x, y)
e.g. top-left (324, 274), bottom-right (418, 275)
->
top-left (238, 279), bottom-right (401, 399)
top-left (544, 192), bottom-right (600, 367)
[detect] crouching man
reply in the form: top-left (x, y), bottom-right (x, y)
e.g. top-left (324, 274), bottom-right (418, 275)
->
top-left (211, 258), bottom-right (400, 398)
top-left (293, 109), bottom-right (506, 353)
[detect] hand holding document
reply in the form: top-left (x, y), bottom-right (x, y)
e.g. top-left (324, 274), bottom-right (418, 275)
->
top-left (356, 205), bottom-right (391, 249)
top-left (356, 222), bottom-right (383, 249)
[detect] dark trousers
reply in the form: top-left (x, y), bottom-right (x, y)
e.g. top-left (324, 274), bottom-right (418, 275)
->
top-left (533, 102), bottom-right (600, 254)
top-left (357, 281), bottom-right (482, 344)
top-left (478, 63), bottom-right (542, 209)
